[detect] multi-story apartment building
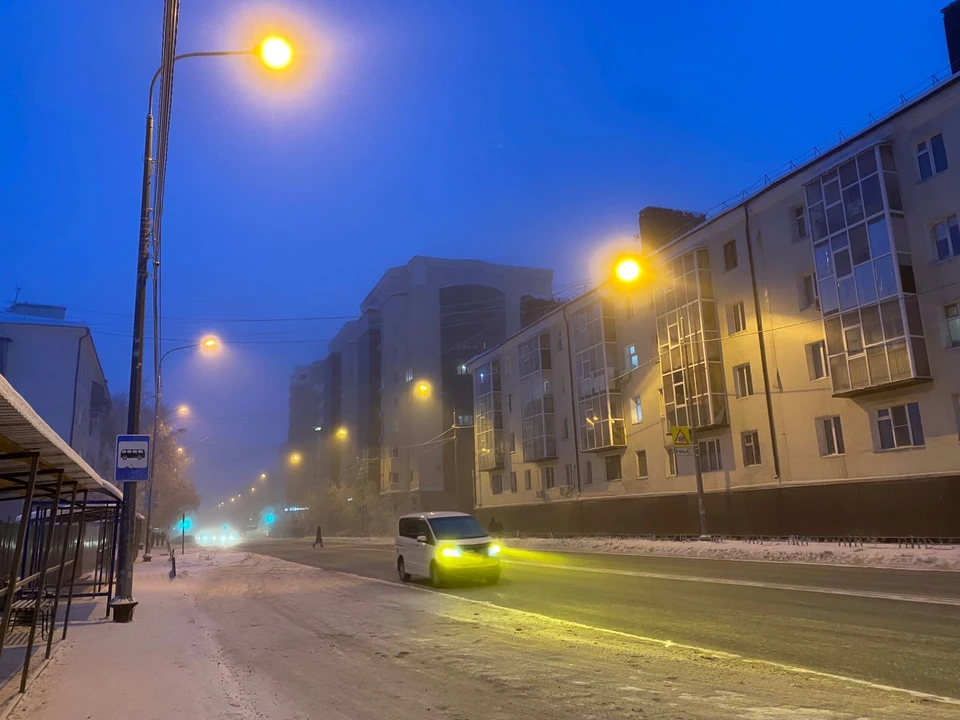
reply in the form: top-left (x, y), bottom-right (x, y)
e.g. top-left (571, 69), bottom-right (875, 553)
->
top-left (0, 302), bottom-right (112, 476)
top-left (468, 38), bottom-right (960, 536)
top-left (291, 256), bottom-right (555, 523)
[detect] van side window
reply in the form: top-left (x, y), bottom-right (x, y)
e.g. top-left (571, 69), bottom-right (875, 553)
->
top-left (416, 519), bottom-right (433, 542)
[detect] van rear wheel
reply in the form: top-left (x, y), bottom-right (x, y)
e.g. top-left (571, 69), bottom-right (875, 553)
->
top-left (397, 557), bottom-right (411, 582)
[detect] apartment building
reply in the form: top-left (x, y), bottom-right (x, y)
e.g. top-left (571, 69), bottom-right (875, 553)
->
top-left (0, 303), bottom-right (112, 476)
top-left (468, 35), bottom-right (960, 536)
top-left (288, 256), bottom-right (555, 525)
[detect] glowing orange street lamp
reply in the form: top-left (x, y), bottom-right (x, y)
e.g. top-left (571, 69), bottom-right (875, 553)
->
top-left (614, 256), bottom-right (642, 283)
top-left (259, 36), bottom-right (293, 69)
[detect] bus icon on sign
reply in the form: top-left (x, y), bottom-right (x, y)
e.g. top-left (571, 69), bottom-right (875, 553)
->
top-left (116, 435), bottom-right (150, 480)
top-left (120, 448), bottom-right (146, 461)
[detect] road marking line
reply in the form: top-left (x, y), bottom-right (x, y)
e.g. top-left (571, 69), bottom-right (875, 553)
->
top-left (325, 566), bottom-right (960, 707)
top-left (504, 559), bottom-right (960, 607)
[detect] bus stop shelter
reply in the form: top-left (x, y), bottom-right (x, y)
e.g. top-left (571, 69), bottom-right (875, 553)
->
top-left (0, 374), bottom-right (123, 694)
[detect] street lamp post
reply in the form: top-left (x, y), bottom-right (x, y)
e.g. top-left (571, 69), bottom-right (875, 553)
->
top-left (143, 337), bottom-right (219, 561)
top-left (114, 39), bottom-right (294, 622)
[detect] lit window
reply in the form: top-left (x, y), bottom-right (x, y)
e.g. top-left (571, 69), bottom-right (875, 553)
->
top-left (632, 396), bottom-right (643, 424)
top-left (697, 438), bottom-right (722, 471)
top-left (794, 206), bottom-right (808, 240)
top-left (818, 416), bottom-right (845, 456)
top-left (948, 303), bottom-right (960, 348)
top-left (666, 448), bottom-right (677, 476)
top-left (742, 431), bottom-right (761, 466)
top-left (625, 344), bottom-right (639, 370)
top-left (728, 302), bottom-right (746, 334)
top-left (933, 215), bottom-right (960, 262)
top-left (733, 364), bottom-right (753, 398)
top-left (456, 363), bottom-right (468, 375)
top-left (405, 368), bottom-right (414, 382)
top-left (723, 240), bottom-right (738, 271)
top-left (917, 133), bottom-right (948, 181)
top-left (635, 450), bottom-right (648, 479)
top-left (877, 402), bottom-right (924, 449)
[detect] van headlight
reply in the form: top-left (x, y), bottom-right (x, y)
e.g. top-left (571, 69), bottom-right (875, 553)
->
top-left (488, 544), bottom-right (501, 556)
top-left (440, 546), bottom-right (462, 558)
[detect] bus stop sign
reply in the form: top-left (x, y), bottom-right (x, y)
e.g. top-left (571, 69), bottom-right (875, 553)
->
top-left (116, 434), bottom-right (150, 482)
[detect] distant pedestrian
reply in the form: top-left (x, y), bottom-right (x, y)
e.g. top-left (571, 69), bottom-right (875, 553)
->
top-left (313, 525), bottom-right (323, 548)
top-left (487, 517), bottom-right (503, 535)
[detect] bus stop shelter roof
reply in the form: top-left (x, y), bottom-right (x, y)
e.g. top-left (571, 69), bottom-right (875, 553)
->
top-left (0, 374), bottom-right (122, 501)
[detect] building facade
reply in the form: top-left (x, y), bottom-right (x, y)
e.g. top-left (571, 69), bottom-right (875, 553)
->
top-left (0, 303), bottom-right (112, 476)
top-left (468, 69), bottom-right (960, 537)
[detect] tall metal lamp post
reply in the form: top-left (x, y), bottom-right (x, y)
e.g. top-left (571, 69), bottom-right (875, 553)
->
top-left (113, 37), bottom-right (294, 623)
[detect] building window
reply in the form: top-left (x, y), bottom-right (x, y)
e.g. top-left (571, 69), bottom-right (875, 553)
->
top-left (0, 337), bottom-right (9, 375)
top-left (557, 333), bottom-right (563, 351)
top-left (509, 471), bottom-right (518, 493)
top-left (491, 473), bottom-right (503, 495)
top-left (456, 413), bottom-right (473, 426)
top-left (697, 438), bottom-right (722, 471)
top-left (564, 463), bottom-right (574, 486)
top-left (562, 417), bottom-right (569, 439)
top-left (952, 394), bottom-right (960, 441)
top-left (507, 394), bottom-right (513, 413)
top-left (625, 297), bottom-right (635, 319)
top-left (456, 363), bottom-right (468, 375)
top-left (666, 448), bottom-right (677, 476)
top-left (543, 466), bottom-right (555, 489)
top-left (917, 133), bottom-right (948, 180)
top-left (794, 205), bottom-right (808, 241)
top-left (625, 344), bottom-right (639, 370)
top-left (818, 416), bottom-right (845, 456)
top-left (728, 301), bottom-right (746, 334)
top-left (391, 447), bottom-right (399, 458)
top-left (933, 215), bottom-right (960, 262)
top-left (389, 472), bottom-right (399, 484)
top-left (946, 302), bottom-right (960, 348)
top-left (630, 396), bottom-right (643, 424)
top-left (741, 431), bottom-right (761, 466)
top-left (509, 432), bottom-right (516, 453)
top-left (405, 368), bottom-right (414, 382)
top-left (604, 455), bottom-right (622, 481)
top-left (877, 402), bottom-right (924, 449)
top-left (505, 357), bottom-right (512, 376)
top-left (635, 450), bottom-right (648, 479)
top-left (799, 272), bottom-right (819, 310)
top-left (524, 469), bottom-right (532, 490)
top-left (723, 239), bottom-right (738, 271)
top-left (585, 460), bottom-right (593, 484)
top-left (806, 340), bottom-right (829, 380)
top-left (410, 470), bottom-right (415, 486)
top-left (733, 363), bottom-right (753, 398)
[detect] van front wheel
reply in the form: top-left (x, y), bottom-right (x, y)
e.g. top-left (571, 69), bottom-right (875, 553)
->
top-left (429, 561), bottom-right (444, 588)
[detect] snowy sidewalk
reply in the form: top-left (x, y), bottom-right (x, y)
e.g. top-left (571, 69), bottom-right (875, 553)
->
top-left (5, 551), bottom-right (259, 720)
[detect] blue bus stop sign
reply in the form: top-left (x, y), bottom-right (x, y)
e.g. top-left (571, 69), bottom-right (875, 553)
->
top-left (116, 434), bottom-right (150, 482)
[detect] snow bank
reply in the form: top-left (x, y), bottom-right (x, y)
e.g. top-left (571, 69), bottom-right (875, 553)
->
top-left (507, 536), bottom-right (960, 571)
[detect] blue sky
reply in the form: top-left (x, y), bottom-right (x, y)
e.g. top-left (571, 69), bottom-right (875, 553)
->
top-left (0, 0), bottom-right (951, 506)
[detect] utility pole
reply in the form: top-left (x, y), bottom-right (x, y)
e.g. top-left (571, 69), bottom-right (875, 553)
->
top-left (112, 111), bottom-right (154, 623)
top-left (679, 315), bottom-right (708, 538)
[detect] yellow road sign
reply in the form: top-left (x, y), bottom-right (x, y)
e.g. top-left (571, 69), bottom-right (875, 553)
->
top-left (671, 425), bottom-right (692, 446)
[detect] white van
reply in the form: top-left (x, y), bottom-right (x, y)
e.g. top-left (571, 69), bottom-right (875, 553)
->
top-left (395, 511), bottom-right (501, 586)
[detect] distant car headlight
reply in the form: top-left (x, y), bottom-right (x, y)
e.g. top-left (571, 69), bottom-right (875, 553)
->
top-left (440, 546), bottom-right (462, 558)
top-left (488, 543), bottom-right (501, 556)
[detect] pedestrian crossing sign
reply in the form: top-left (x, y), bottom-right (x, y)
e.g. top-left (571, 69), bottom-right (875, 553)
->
top-left (671, 425), bottom-right (692, 446)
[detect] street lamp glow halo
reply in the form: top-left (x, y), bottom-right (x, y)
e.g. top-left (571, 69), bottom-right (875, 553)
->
top-left (259, 36), bottom-right (293, 69)
top-left (615, 257), bottom-right (642, 283)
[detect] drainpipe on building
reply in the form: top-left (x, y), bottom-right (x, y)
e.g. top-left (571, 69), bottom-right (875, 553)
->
top-left (561, 305), bottom-right (583, 497)
top-left (742, 203), bottom-right (782, 481)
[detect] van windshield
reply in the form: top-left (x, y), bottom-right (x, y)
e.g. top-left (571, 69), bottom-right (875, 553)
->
top-left (428, 516), bottom-right (486, 540)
